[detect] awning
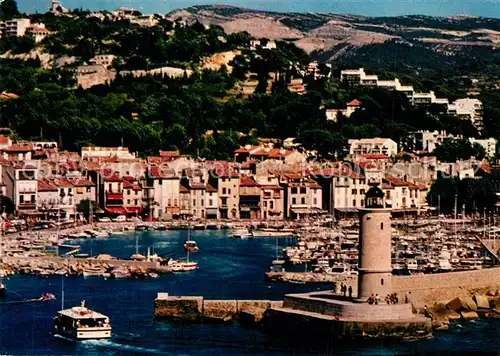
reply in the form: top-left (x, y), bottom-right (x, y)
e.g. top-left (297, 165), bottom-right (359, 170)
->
top-left (291, 207), bottom-right (324, 214)
top-left (107, 193), bottom-right (123, 200)
top-left (18, 210), bottom-right (44, 215)
top-left (106, 206), bottom-right (127, 215)
top-left (126, 207), bottom-right (143, 214)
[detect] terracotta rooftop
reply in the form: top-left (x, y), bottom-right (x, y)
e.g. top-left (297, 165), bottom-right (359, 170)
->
top-left (347, 98), bottom-right (361, 106)
top-left (240, 176), bottom-right (260, 187)
top-left (69, 178), bottom-right (95, 187)
top-left (37, 179), bottom-right (58, 192)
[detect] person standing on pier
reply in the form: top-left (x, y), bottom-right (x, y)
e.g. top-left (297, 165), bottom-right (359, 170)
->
top-left (348, 285), bottom-right (353, 298)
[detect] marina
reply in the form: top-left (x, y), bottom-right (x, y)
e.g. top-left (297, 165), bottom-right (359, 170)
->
top-left (0, 228), bottom-right (498, 354)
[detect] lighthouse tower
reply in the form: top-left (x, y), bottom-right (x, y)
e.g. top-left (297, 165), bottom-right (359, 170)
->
top-left (357, 181), bottom-right (392, 300)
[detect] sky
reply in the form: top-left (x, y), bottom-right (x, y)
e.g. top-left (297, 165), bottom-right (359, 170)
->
top-left (18, 0), bottom-right (500, 18)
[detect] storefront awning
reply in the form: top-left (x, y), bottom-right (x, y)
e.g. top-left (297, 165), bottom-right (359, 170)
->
top-left (106, 206), bottom-right (127, 215)
top-left (126, 207), bottom-right (143, 214)
top-left (107, 193), bottom-right (123, 200)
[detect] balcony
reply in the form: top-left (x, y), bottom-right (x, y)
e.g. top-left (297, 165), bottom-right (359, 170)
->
top-left (19, 189), bottom-right (36, 194)
top-left (19, 202), bottom-right (36, 208)
top-left (106, 192), bottom-right (123, 200)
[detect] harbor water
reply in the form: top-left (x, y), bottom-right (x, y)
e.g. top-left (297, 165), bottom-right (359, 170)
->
top-left (0, 230), bottom-right (498, 355)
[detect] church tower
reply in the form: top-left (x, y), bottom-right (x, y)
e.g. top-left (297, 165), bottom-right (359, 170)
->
top-left (357, 181), bottom-right (392, 300)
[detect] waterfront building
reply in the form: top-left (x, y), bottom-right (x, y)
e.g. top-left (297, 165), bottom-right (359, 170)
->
top-left (37, 179), bottom-right (59, 215)
top-left (1, 143), bottom-right (33, 161)
top-left (208, 164), bottom-right (240, 220)
top-left (123, 176), bottom-right (143, 216)
top-left (102, 172), bottom-right (126, 216)
top-left (81, 146), bottom-right (136, 160)
top-left (145, 165), bottom-right (180, 220)
top-left (256, 174), bottom-right (284, 221)
top-left (281, 173), bottom-right (323, 220)
top-left (3, 162), bottom-right (39, 214)
top-left (205, 184), bottom-right (219, 219)
top-left (239, 176), bottom-right (261, 220)
top-left (69, 177), bottom-right (96, 207)
top-left (48, 178), bottom-right (75, 218)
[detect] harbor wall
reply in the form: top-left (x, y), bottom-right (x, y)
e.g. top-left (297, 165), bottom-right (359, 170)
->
top-left (1, 256), bottom-right (165, 271)
top-left (154, 293), bottom-right (283, 322)
top-left (392, 267), bottom-right (500, 307)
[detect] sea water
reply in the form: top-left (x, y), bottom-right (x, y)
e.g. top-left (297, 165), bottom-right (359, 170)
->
top-left (0, 230), bottom-right (498, 355)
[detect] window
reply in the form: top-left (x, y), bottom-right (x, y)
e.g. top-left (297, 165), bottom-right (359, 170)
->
top-left (301, 197), bottom-right (305, 205)
top-left (127, 199), bottom-right (131, 204)
top-left (20, 195), bottom-right (24, 203)
top-left (292, 198), bottom-right (296, 205)
top-left (159, 179), bottom-right (162, 185)
top-left (263, 201), bottom-right (267, 208)
top-left (135, 190), bottom-right (138, 196)
top-left (228, 189), bottom-right (231, 194)
top-left (352, 189), bottom-right (357, 195)
top-left (381, 222), bottom-right (384, 230)
top-left (345, 178), bottom-right (349, 184)
top-left (291, 187), bottom-right (298, 194)
top-left (313, 198), bottom-right (317, 205)
top-left (353, 199), bottom-right (356, 207)
top-left (209, 199), bottom-right (213, 206)
top-left (193, 199), bottom-right (196, 206)
top-left (174, 199), bottom-right (178, 206)
top-left (135, 199), bottom-right (138, 205)
top-left (222, 188), bottom-right (227, 194)
top-left (31, 195), bottom-right (35, 203)
top-left (68, 188), bottom-right (73, 194)
top-left (386, 191), bottom-right (391, 199)
top-left (127, 189), bottom-right (131, 195)
top-left (267, 177), bottom-right (272, 182)
top-left (69, 198), bottom-right (73, 205)
top-left (300, 187), bottom-right (307, 194)
top-left (381, 279), bottom-right (384, 286)
top-left (108, 184), bottom-right (113, 192)
top-left (201, 200), bottom-right (204, 206)
top-left (86, 187), bottom-right (91, 193)
top-left (270, 201), bottom-right (274, 209)
top-left (360, 189), bottom-right (365, 195)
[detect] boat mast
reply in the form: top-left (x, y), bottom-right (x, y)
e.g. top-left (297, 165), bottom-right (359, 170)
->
top-left (186, 225), bottom-right (190, 263)
top-left (61, 273), bottom-right (65, 310)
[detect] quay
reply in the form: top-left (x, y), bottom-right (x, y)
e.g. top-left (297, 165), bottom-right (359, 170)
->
top-left (0, 255), bottom-right (171, 277)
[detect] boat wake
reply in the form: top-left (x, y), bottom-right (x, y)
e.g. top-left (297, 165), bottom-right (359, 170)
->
top-left (82, 339), bottom-right (165, 354)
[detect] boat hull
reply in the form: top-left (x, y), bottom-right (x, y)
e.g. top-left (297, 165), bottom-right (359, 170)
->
top-left (252, 231), bottom-right (294, 238)
top-left (56, 325), bottom-right (112, 340)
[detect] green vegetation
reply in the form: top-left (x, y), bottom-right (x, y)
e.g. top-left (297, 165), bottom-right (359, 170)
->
top-left (433, 139), bottom-right (486, 162)
top-left (427, 176), bottom-right (496, 214)
top-left (0, 0), bottom-right (20, 20)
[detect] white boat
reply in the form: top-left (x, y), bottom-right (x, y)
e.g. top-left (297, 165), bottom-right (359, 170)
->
top-left (232, 228), bottom-right (252, 238)
top-left (252, 228), bottom-right (295, 238)
top-left (184, 240), bottom-right (199, 252)
top-left (405, 259), bottom-right (418, 272)
top-left (270, 259), bottom-right (285, 273)
top-left (54, 301), bottom-right (111, 340)
top-left (170, 260), bottom-right (198, 272)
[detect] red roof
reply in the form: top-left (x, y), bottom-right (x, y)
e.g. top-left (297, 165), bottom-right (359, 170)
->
top-left (149, 165), bottom-right (177, 178)
top-left (240, 176), bottom-right (260, 187)
top-left (360, 154), bottom-right (388, 160)
top-left (106, 193), bottom-right (123, 200)
top-left (2, 144), bottom-right (32, 152)
top-left (159, 150), bottom-right (180, 157)
top-left (51, 178), bottom-right (74, 188)
top-left (103, 171), bottom-right (122, 182)
top-left (106, 206), bottom-right (127, 215)
top-left (37, 179), bottom-right (58, 192)
top-left (70, 178), bottom-right (95, 187)
top-left (347, 99), bottom-right (361, 106)
top-left (180, 185), bottom-right (189, 193)
top-left (0, 136), bottom-right (11, 145)
top-left (206, 184), bottom-right (217, 192)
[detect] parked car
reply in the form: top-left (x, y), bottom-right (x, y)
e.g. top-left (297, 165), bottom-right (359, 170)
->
top-left (112, 215), bottom-right (127, 222)
top-left (98, 217), bottom-right (112, 222)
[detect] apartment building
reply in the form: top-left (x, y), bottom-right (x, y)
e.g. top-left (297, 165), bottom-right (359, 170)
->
top-left (281, 174), bottom-right (323, 219)
top-left (256, 174), bottom-right (284, 221)
top-left (1, 18), bottom-right (31, 37)
top-left (208, 165), bottom-right (240, 219)
top-left (469, 138), bottom-right (497, 158)
top-left (3, 162), bottom-right (39, 213)
top-left (239, 176), bottom-right (261, 219)
top-left (348, 138), bottom-right (398, 157)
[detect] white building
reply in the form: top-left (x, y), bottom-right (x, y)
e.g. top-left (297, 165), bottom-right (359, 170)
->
top-left (348, 138), bottom-right (398, 157)
top-left (3, 162), bottom-right (39, 213)
top-left (205, 184), bottom-right (219, 219)
top-left (469, 138), bottom-right (497, 158)
top-left (25, 23), bottom-right (50, 43)
top-left (250, 39), bottom-right (277, 50)
top-left (89, 55), bottom-right (116, 67)
top-left (1, 18), bottom-right (31, 37)
top-left (145, 166), bottom-right (180, 219)
top-left (81, 146), bottom-right (136, 160)
top-left (326, 99), bottom-right (361, 122)
top-left (411, 130), bottom-right (457, 153)
top-left (449, 98), bottom-right (484, 132)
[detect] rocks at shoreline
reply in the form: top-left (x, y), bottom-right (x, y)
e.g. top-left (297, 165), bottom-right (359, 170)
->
top-left (426, 293), bottom-right (500, 330)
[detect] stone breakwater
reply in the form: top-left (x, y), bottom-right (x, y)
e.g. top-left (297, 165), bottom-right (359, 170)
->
top-left (0, 256), bottom-right (171, 279)
top-left (426, 294), bottom-right (500, 330)
top-left (266, 271), bottom-right (356, 285)
top-left (154, 293), bottom-right (283, 324)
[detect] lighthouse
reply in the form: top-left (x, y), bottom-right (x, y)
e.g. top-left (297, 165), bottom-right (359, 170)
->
top-left (357, 181), bottom-right (393, 300)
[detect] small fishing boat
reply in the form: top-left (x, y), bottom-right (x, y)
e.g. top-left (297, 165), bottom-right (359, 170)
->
top-left (232, 228), bottom-right (252, 239)
top-left (0, 282), bottom-right (5, 296)
top-left (252, 228), bottom-right (295, 238)
top-left (148, 273), bottom-right (159, 279)
top-left (206, 223), bottom-right (218, 230)
top-left (170, 260), bottom-right (198, 272)
top-left (193, 223), bottom-right (206, 230)
top-left (156, 224), bottom-right (167, 231)
top-left (135, 224), bottom-right (147, 231)
top-left (184, 240), bottom-right (199, 253)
